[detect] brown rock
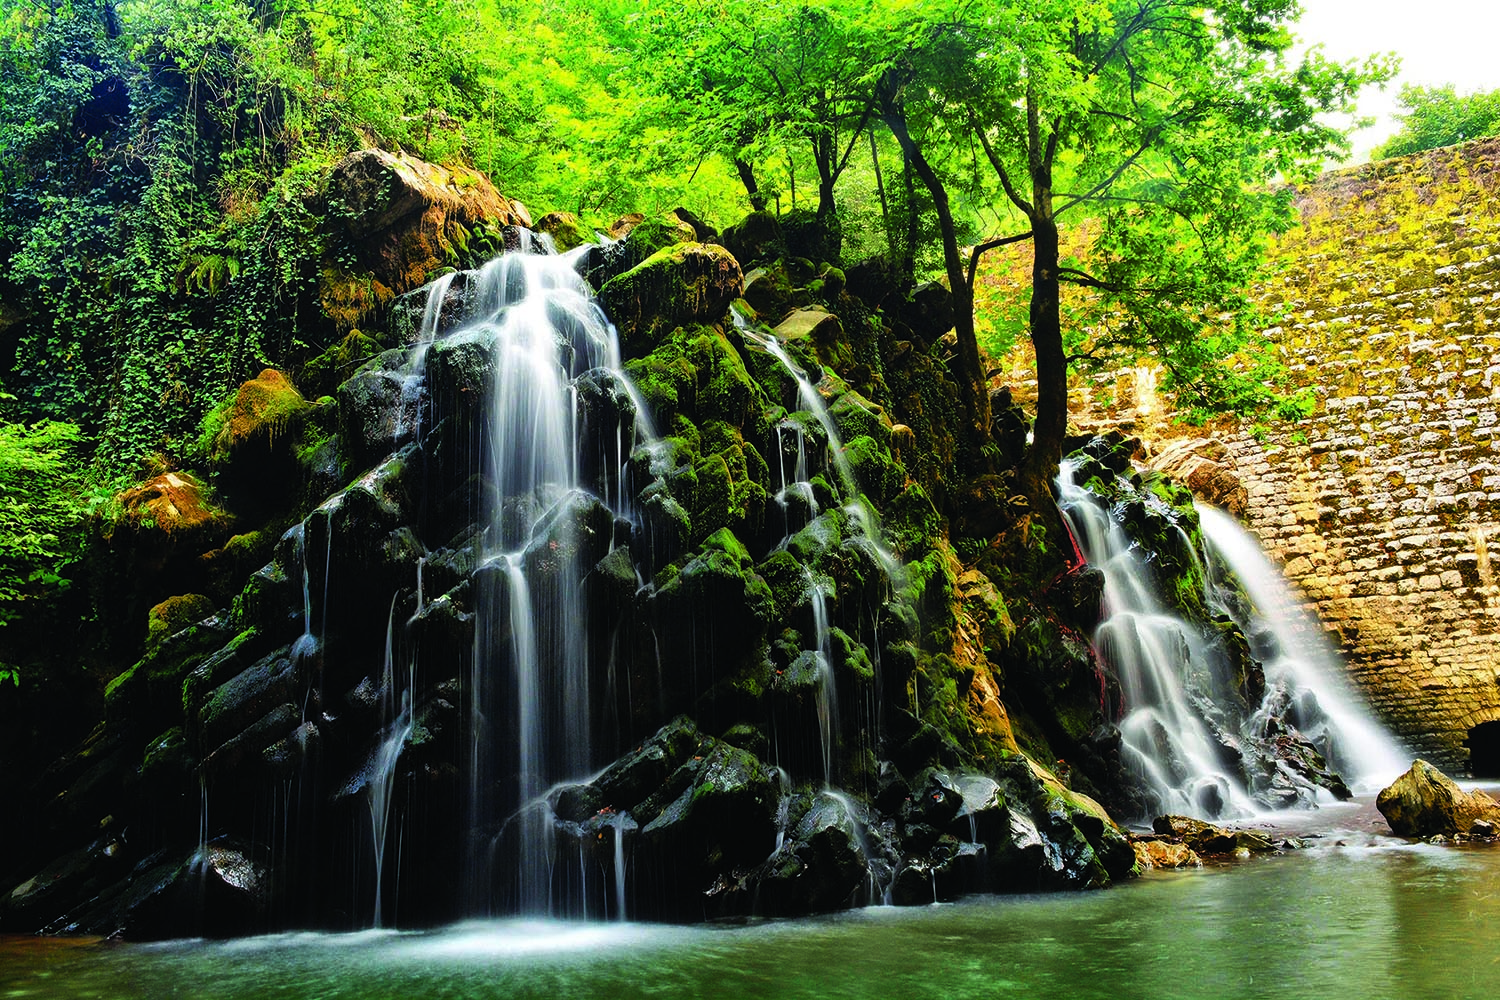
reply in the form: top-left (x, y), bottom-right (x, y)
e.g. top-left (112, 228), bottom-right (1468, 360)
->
top-left (115, 472), bottom-right (227, 545)
top-left (1150, 437), bottom-right (1248, 516)
top-left (321, 149), bottom-right (527, 328)
top-left (1132, 839), bottom-right (1202, 870)
top-left (1152, 815), bottom-right (1276, 854)
top-left (1376, 759), bottom-right (1500, 837)
top-left (607, 212), bottom-right (645, 240)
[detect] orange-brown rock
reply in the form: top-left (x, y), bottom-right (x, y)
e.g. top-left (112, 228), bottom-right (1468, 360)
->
top-left (115, 472), bottom-right (226, 542)
top-left (321, 149), bottom-right (528, 329)
top-left (1131, 839), bottom-right (1201, 870)
top-left (1149, 437), bottom-right (1248, 517)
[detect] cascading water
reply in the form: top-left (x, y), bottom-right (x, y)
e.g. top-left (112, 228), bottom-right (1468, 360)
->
top-left (402, 240), bottom-right (651, 918)
top-left (729, 305), bottom-right (901, 899)
top-left (1058, 460), bottom-right (1404, 821)
top-left (1057, 463), bottom-right (1257, 819)
top-left (1196, 504), bottom-right (1407, 791)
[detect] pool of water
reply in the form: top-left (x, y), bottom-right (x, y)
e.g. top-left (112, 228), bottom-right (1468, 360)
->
top-left (3, 806), bottom-right (1496, 1000)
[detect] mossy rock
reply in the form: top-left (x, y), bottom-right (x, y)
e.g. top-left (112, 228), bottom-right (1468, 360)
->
top-left (110, 471), bottom-right (230, 549)
top-left (300, 331), bottom-right (384, 400)
top-left (843, 435), bottom-right (902, 506)
top-left (625, 325), bottom-right (765, 431)
top-left (721, 211), bottom-right (784, 269)
top-left (599, 244), bottom-right (745, 358)
top-left (204, 369), bottom-right (310, 463)
top-left (146, 594), bottom-right (216, 650)
top-left (534, 210), bottom-right (591, 252)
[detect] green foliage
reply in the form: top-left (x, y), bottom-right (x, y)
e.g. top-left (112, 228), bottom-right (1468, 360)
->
top-left (1373, 84), bottom-right (1500, 159)
top-left (0, 411), bottom-right (84, 628)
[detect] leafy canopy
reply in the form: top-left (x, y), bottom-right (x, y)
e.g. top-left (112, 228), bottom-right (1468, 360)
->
top-left (1373, 84), bottom-right (1500, 159)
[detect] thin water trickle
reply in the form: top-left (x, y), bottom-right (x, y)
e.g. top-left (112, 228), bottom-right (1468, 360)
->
top-left (367, 593), bottom-right (416, 928)
top-left (805, 568), bottom-right (838, 789)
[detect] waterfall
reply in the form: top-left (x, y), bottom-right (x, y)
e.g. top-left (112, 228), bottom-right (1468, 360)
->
top-left (403, 241), bottom-right (649, 917)
top-left (1196, 504), bottom-right (1407, 790)
top-left (1058, 461), bottom-right (1405, 821)
top-left (1057, 463), bottom-right (1257, 819)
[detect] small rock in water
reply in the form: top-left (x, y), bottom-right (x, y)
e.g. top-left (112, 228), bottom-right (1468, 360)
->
top-left (1150, 815), bottom-right (1277, 855)
top-left (1131, 839), bottom-right (1201, 870)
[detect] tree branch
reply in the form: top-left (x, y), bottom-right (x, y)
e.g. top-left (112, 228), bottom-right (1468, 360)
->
top-left (971, 115), bottom-right (1033, 215)
top-left (967, 231), bottom-right (1034, 288)
top-left (1055, 129), bottom-right (1159, 217)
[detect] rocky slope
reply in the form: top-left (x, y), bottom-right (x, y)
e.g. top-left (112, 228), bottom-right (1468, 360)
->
top-left (1, 151), bottom-right (1325, 938)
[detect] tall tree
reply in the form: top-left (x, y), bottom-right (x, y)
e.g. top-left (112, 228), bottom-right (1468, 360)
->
top-left (862, 0), bottom-right (1388, 500)
top-left (638, 0), bottom-right (872, 219)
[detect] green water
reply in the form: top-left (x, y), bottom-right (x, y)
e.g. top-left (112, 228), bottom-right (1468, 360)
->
top-left (3, 839), bottom-right (1497, 1000)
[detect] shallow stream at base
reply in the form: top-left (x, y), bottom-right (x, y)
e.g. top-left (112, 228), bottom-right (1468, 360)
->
top-left (5, 794), bottom-right (1498, 1000)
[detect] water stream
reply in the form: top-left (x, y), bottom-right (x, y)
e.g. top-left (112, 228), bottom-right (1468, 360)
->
top-left (1196, 504), bottom-right (1408, 791)
top-left (1057, 462), bottom-right (1404, 822)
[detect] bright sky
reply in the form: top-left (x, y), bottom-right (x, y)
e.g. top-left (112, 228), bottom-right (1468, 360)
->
top-left (1294, 0), bottom-right (1500, 160)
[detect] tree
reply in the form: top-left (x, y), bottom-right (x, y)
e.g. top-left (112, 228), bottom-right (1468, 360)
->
top-left (637, 0), bottom-right (874, 219)
top-left (860, 0), bottom-right (1388, 500)
top-left (1373, 84), bottom-right (1500, 160)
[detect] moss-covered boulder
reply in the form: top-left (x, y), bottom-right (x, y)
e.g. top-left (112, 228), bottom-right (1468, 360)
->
top-left (299, 331), bottom-right (385, 400)
top-left (534, 210), bottom-right (590, 252)
top-left (624, 325), bottom-right (766, 434)
top-left (146, 594), bottom-right (215, 651)
top-left (721, 211), bottom-right (783, 270)
top-left (110, 472), bottom-right (231, 574)
top-left (205, 369), bottom-right (309, 463)
top-left (599, 244), bottom-right (744, 358)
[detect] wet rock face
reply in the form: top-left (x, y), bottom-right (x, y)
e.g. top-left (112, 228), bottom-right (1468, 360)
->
top-left (1377, 759), bottom-right (1500, 837)
top-left (4, 211), bottom-right (1158, 938)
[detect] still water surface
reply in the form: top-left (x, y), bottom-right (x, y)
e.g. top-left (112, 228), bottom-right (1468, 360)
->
top-left (3, 812), bottom-right (1496, 1000)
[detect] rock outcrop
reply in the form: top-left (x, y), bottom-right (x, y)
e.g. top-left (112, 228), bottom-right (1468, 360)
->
top-left (320, 148), bottom-right (530, 329)
top-left (1, 203), bottom-right (1157, 939)
top-left (1376, 759), bottom-right (1500, 837)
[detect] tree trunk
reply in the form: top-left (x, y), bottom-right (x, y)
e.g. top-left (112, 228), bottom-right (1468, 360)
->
top-left (1022, 215), bottom-right (1066, 504)
top-left (869, 127), bottom-right (891, 251)
top-left (733, 157), bottom-right (767, 212)
top-left (814, 133), bottom-right (837, 221)
top-left (878, 92), bottom-right (991, 442)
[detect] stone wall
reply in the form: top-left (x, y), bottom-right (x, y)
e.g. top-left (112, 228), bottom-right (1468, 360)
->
top-left (1214, 138), bottom-right (1500, 770)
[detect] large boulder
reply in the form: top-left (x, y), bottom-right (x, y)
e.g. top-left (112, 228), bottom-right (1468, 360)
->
top-left (598, 243), bottom-right (744, 358)
top-left (1149, 437), bottom-right (1248, 517)
top-left (1376, 759), bottom-right (1500, 837)
top-left (320, 149), bottom-right (528, 328)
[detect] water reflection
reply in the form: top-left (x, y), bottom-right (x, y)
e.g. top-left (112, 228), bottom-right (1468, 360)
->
top-left (3, 844), bottom-right (1497, 1000)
